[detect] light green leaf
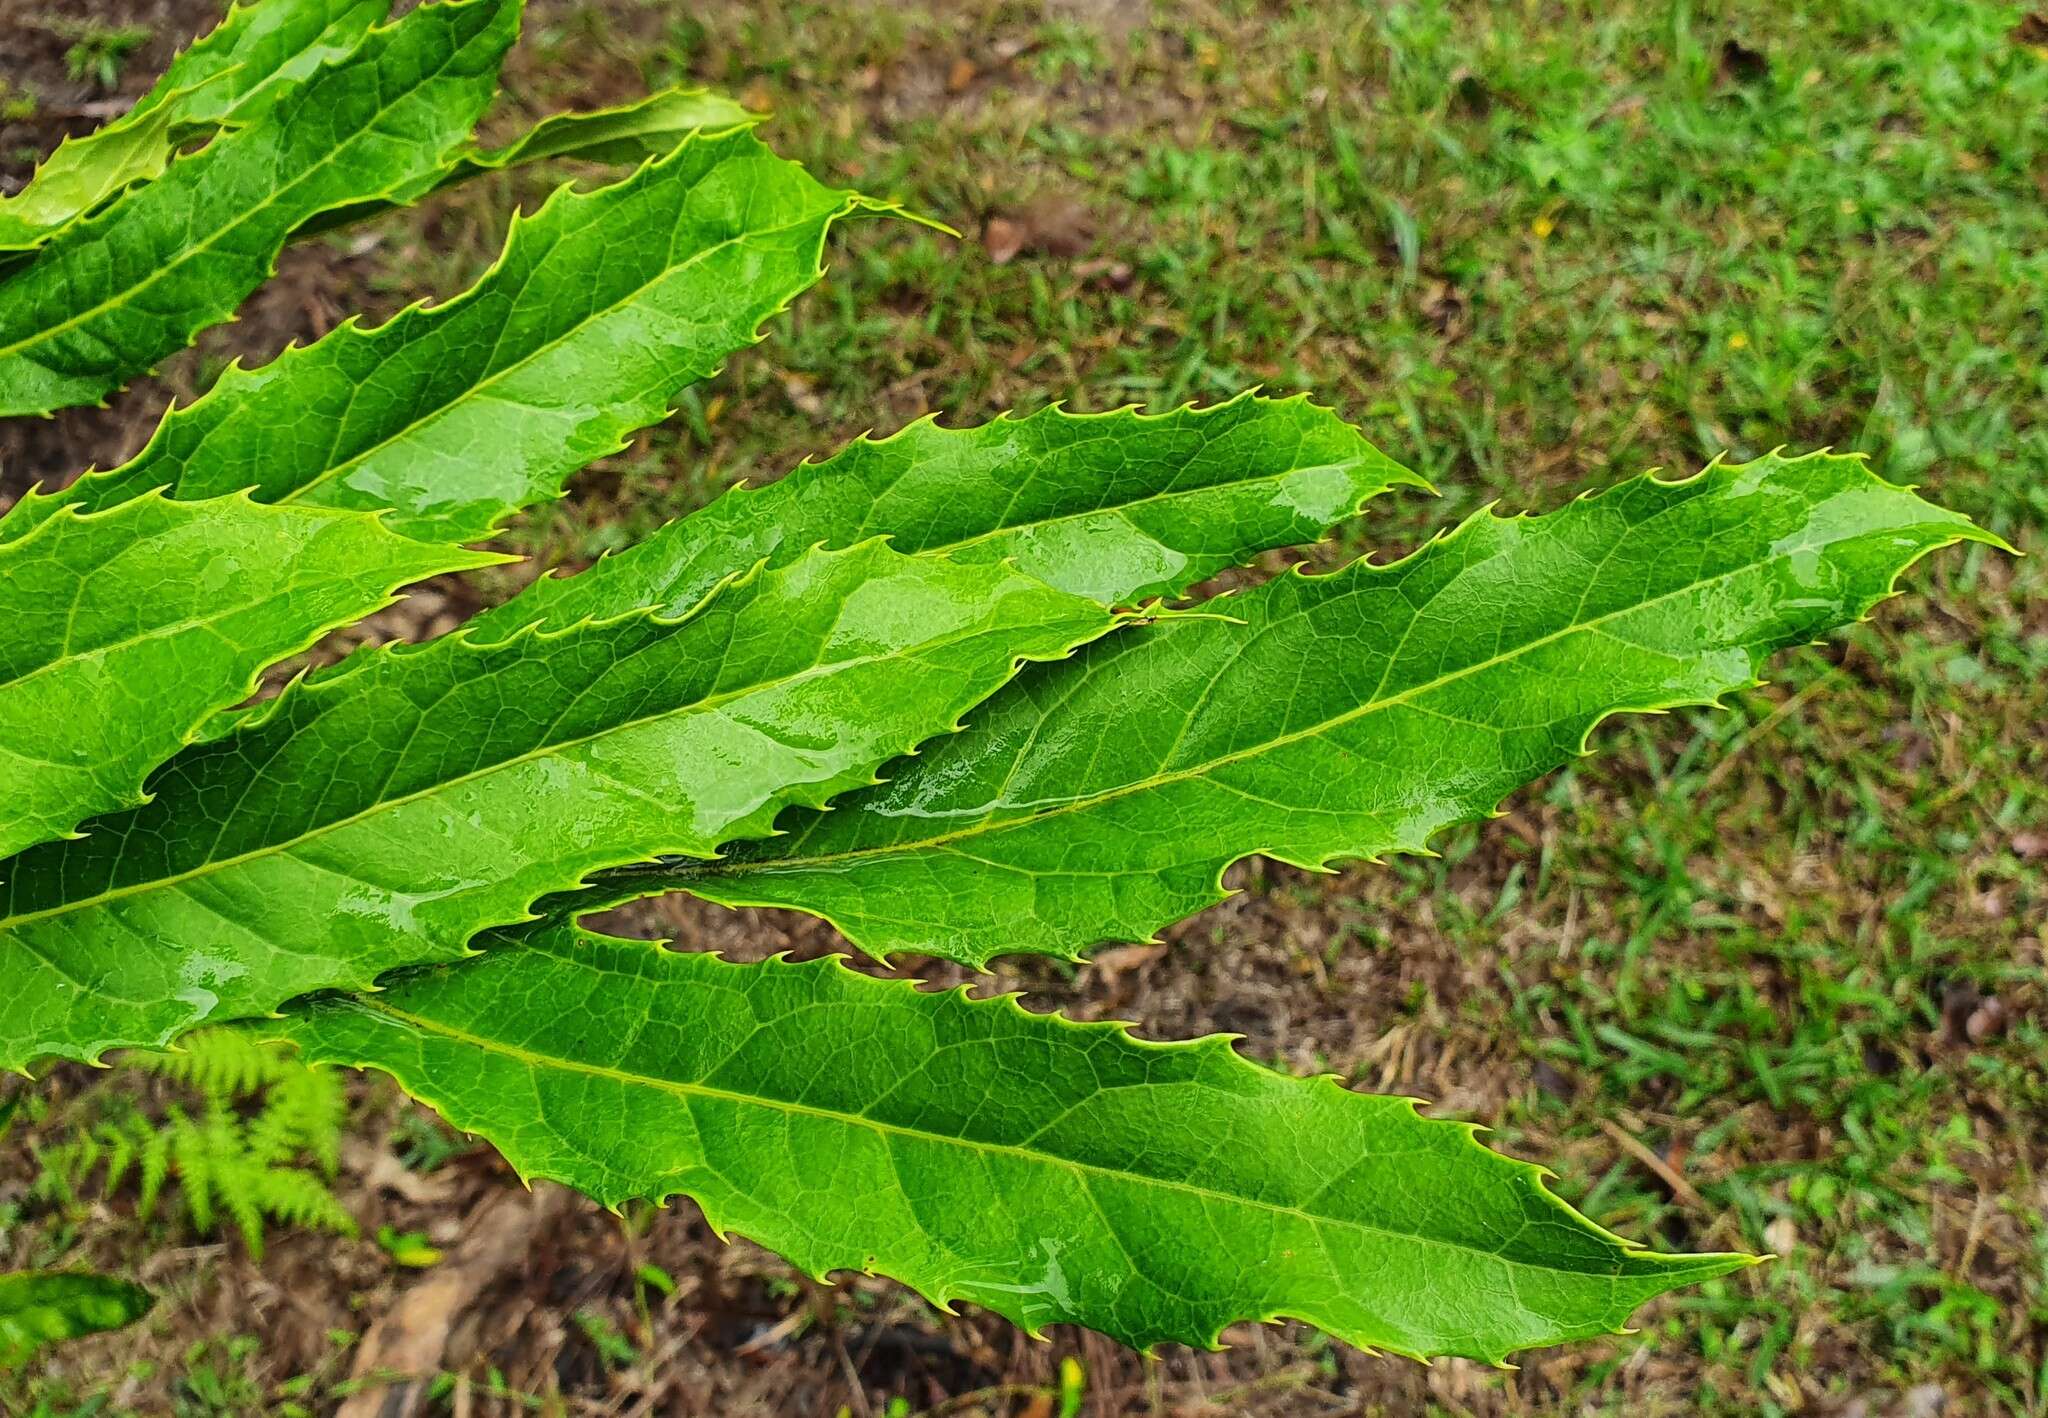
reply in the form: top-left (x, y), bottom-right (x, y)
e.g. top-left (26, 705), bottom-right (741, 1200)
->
top-left (0, 0), bottom-right (519, 416)
top-left (0, 491), bottom-right (496, 860)
top-left (0, 1270), bottom-right (154, 1368)
top-left (0, 84), bottom-right (218, 257)
top-left (129, 0), bottom-right (394, 128)
top-left (0, 543), bottom-right (1117, 1069)
top-left (7, 130), bottom-right (869, 546)
top-left (298, 84), bottom-right (759, 236)
top-left (471, 395), bottom-right (1426, 643)
top-left (596, 452), bottom-right (1998, 965)
top-left (0, 0), bottom-right (389, 253)
top-left (268, 924), bottom-right (1751, 1361)
top-left (461, 86), bottom-right (754, 169)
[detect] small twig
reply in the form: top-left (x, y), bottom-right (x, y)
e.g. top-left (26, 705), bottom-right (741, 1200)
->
top-left (908, 1382), bottom-right (1058, 1418)
top-left (615, 1318), bottom-right (706, 1418)
top-left (1196, 1363), bottom-right (1320, 1410)
top-left (1598, 1118), bottom-right (1706, 1211)
top-left (731, 1307), bottom-right (806, 1356)
top-left (1698, 669), bottom-right (1838, 797)
top-left (1955, 1188), bottom-right (1993, 1280)
top-left (833, 1325), bottom-right (874, 1418)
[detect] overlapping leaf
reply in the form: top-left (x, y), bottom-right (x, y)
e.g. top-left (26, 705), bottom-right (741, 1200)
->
top-left (0, 542), bottom-right (1117, 1069)
top-left (0, 0), bottom-right (387, 253)
top-left (0, 0), bottom-right (519, 415)
top-left (456, 86), bottom-right (753, 170)
top-left (124, 0), bottom-right (392, 128)
top-left (0, 1270), bottom-right (154, 1368)
top-left (0, 492), bottom-right (495, 859)
top-left (2, 0), bottom-right (752, 266)
top-left (587, 453), bottom-right (1999, 965)
top-left (270, 924), bottom-right (1749, 1361)
top-left (0, 112), bottom-right (870, 865)
top-left (7, 128), bottom-right (870, 545)
top-left (299, 84), bottom-right (758, 236)
top-left (471, 395), bottom-right (1425, 643)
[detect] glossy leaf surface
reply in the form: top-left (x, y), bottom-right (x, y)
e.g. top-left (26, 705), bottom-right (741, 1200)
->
top-left (301, 84), bottom-right (758, 234)
top-left (271, 923), bottom-right (1749, 1361)
top-left (0, 543), bottom-right (1115, 1068)
top-left (128, 0), bottom-right (394, 128)
top-left (606, 453), bottom-right (1996, 965)
top-left (0, 0), bottom-right (518, 415)
top-left (10, 130), bottom-right (866, 545)
top-left (473, 395), bottom-right (1424, 642)
top-left (0, 492), bottom-right (494, 859)
top-left (0, 0), bottom-right (387, 252)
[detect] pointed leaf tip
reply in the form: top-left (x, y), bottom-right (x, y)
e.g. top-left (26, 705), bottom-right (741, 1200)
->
top-left (267, 926), bottom-right (1750, 1362)
top-left (601, 450), bottom-right (1996, 966)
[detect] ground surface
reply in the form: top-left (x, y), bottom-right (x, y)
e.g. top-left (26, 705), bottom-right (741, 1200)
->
top-left (1, 0), bottom-right (2045, 1415)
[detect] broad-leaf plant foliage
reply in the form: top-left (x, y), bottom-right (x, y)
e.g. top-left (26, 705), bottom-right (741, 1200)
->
top-left (0, 0), bottom-right (2004, 1368)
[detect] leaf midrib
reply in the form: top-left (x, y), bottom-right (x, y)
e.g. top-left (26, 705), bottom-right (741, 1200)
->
top-left (0, 531), bottom-right (434, 692)
top-left (0, 608), bottom-right (1068, 932)
top-left (912, 454), bottom-right (1406, 559)
top-left (179, 5), bottom-right (386, 127)
top-left (692, 523), bottom-right (1870, 879)
top-left (584, 448), bottom-right (1399, 624)
top-left (0, 16), bottom-right (480, 364)
top-left (354, 984), bottom-right (1670, 1281)
top-left (268, 196), bottom-right (841, 518)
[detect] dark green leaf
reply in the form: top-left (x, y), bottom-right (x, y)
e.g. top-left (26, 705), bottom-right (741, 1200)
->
top-left (472, 395), bottom-right (1424, 641)
top-left (270, 924), bottom-right (1751, 1361)
top-left (0, 0), bottom-right (388, 253)
top-left (0, 491), bottom-right (497, 859)
top-left (598, 453), bottom-right (1999, 965)
top-left (0, 543), bottom-right (1116, 1068)
top-left (0, 1270), bottom-right (153, 1368)
top-left (10, 130), bottom-right (872, 545)
top-left (0, 0), bottom-right (519, 415)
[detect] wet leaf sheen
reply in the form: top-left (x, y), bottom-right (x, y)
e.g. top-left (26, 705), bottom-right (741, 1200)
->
top-left (0, 543), bottom-right (1115, 1069)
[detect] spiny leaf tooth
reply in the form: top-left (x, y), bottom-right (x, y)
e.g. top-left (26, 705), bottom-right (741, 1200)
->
top-left (2, 542), bottom-right (1116, 1068)
top-left (618, 449), bottom-right (1993, 967)
top-left (266, 926), bottom-right (1755, 1360)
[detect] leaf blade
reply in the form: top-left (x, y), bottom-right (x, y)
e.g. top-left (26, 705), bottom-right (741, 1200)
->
top-left (0, 0), bottom-right (390, 252)
top-left (8, 129), bottom-right (863, 545)
top-left (0, 491), bottom-right (495, 859)
top-left (268, 925), bottom-right (1749, 1362)
top-left (297, 83), bottom-right (759, 236)
top-left (604, 452), bottom-right (1997, 965)
top-left (0, 1270), bottom-right (154, 1369)
top-left (0, 543), bottom-right (1116, 1068)
top-left (132, 0), bottom-right (395, 128)
top-left (471, 394), bottom-right (1425, 641)
top-left (0, 0), bottom-right (519, 415)
top-left (462, 86), bottom-right (754, 168)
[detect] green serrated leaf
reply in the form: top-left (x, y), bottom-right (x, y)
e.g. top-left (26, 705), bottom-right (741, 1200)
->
top-left (470, 395), bottom-right (1426, 643)
top-left (0, 0), bottom-right (389, 253)
top-left (298, 84), bottom-right (758, 237)
top-left (456, 82), bottom-right (753, 170)
top-left (0, 0), bottom-right (519, 416)
top-left (0, 491), bottom-right (496, 860)
top-left (131, 0), bottom-right (395, 129)
top-left (0, 1269), bottom-right (154, 1368)
top-left (0, 543), bottom-right (1117, 1069)
top-left (461, 86), bottom-right (754, 169)
top-left (7, 129), bottom-right (866, 546)
top-left (591, 452), bottom-right (1999, 965)
top-left (267, 924), bottom-right (1751, 1362)
top-left (0, 83), bottom-right (218, 257)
